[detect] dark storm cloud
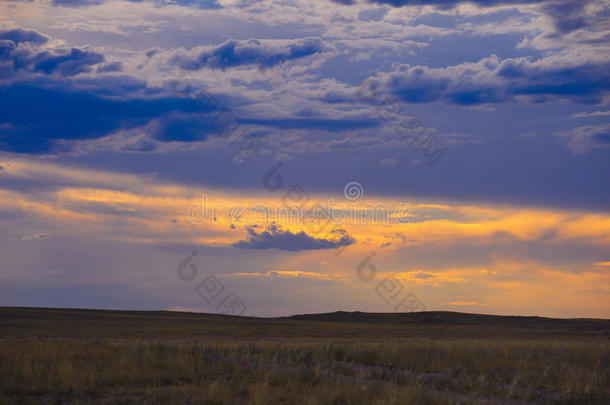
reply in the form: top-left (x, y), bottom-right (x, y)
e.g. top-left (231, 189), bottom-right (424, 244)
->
top-left (23, 48), bottom-right (105, 77)
top-left (0, 29), bottom-right (105, 78)
top-left (335, 0), bottom-right (597, 35)
top-left (368, 56), bottom-right (610, 106)
top-left (0, 40), bottom-right (17, 59)
top-left (497, 60), bottom-right (610, 102)
top-left (0, 26), bottom-right (240, 153)
top-left (241, 117), bottom-right (379, 131)
top-left (151, 112), bottom-right (223, 143)
top-left (0, 83), bottom-right (221, 153)
top-left (231, 224), bottom-right (355, 252)
top-left (0, 30), bottom-right (369, 154)
top-left (172, 38), bottom-right (324, 70)
top-left (539, 0), bottom-right (597, 34)
top-left (0, 28), bottom-right (49, 45)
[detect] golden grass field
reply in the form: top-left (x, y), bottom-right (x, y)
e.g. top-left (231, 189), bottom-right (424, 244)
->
top-left (1, 307), bottom-right (608, 404)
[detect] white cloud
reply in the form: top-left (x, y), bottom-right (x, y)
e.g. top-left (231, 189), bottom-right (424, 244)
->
top-left (554, 123), bottom-right (610, 154)
top-left (572, 110), bottom-right (610, 118)
top-left (380, 157), bottom-right (399, 166)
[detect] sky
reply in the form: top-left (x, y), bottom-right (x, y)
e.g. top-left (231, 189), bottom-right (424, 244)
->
top-left (0, 0), bottom-right (609, 318)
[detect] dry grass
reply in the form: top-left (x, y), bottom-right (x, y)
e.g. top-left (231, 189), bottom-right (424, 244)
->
top-left (0, 307), bottom-right (608, 404)
top-left (0, 338), bottom-right (444, 404)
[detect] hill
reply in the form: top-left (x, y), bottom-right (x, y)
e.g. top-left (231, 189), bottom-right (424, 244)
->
top-left (1, 306), bottom-right (608, 339)
top-left (281, 310), bottom-right (610, 331)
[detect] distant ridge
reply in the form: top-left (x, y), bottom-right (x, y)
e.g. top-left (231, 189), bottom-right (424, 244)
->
top-left (1, 307), bottom-right (609, 332)
top-left (279, 310), bottom-right (610, 330)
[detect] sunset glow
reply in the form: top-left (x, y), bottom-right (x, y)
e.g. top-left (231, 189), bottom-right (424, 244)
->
top-left (1, 0), bottom-right (609, 318)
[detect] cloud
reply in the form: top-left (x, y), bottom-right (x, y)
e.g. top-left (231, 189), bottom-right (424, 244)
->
top-left (365, 0), bottom-right (540, 4)
top-left (96, 61), bottom-right (123, 73)
top-left (572, 288), bottom-right (610, 295)
top-left (242, 117), bottom-right (379, 131)
top-left (23, 48), bottom-right (105, 77)
top-left (538, 0), bottom-right (597, 34)
top-left (364, 53), bottom-right (610, 105)
top-left (0, 28), bottom-right (48, 45)
top-left (0, 27), bottom-right (248, 154)
top-left (335, 0), bottom-right (601, 39)
top-left (0, 28), bottom-right (105, 78)
top-left (166, 0), bottom-right (222, 8)
top-left (555, 124), bottom-right (610, 154)
top-left (379, 157), bottom-right (399, 166)
top-left (446, 301), bottom-right (487, 306)
top-left (231, 224), bottom-right (355, 251)
top-left (0, 31), bottom-right (364, 155)
top-left (52, 0), bottom-right (104, 6)
top-left (227, 270), bottom-right (340, 280)
top-left (21, 232), bottom-right (53, 241)
top-left (0, 83), bottom-right (221, 153)
top-left (572, 110), bottom-right (610, 118)
top-left (330, 0), bottom-right (357, 5)
top-left (358, 8), bottom-right (389, 22)
top-left (51, 0), bottom-right (222, 8)
top-left (171, 38), bottom-right (324, 70)
top-left (410, 271), bottom-right (436, 279)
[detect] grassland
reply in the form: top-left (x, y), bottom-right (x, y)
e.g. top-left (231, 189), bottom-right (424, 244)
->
top-left (1, 307), bottom-right (608, 404)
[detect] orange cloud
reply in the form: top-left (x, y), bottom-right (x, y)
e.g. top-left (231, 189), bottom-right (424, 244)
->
top-left (2, 157), bottom-right (610, 318)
